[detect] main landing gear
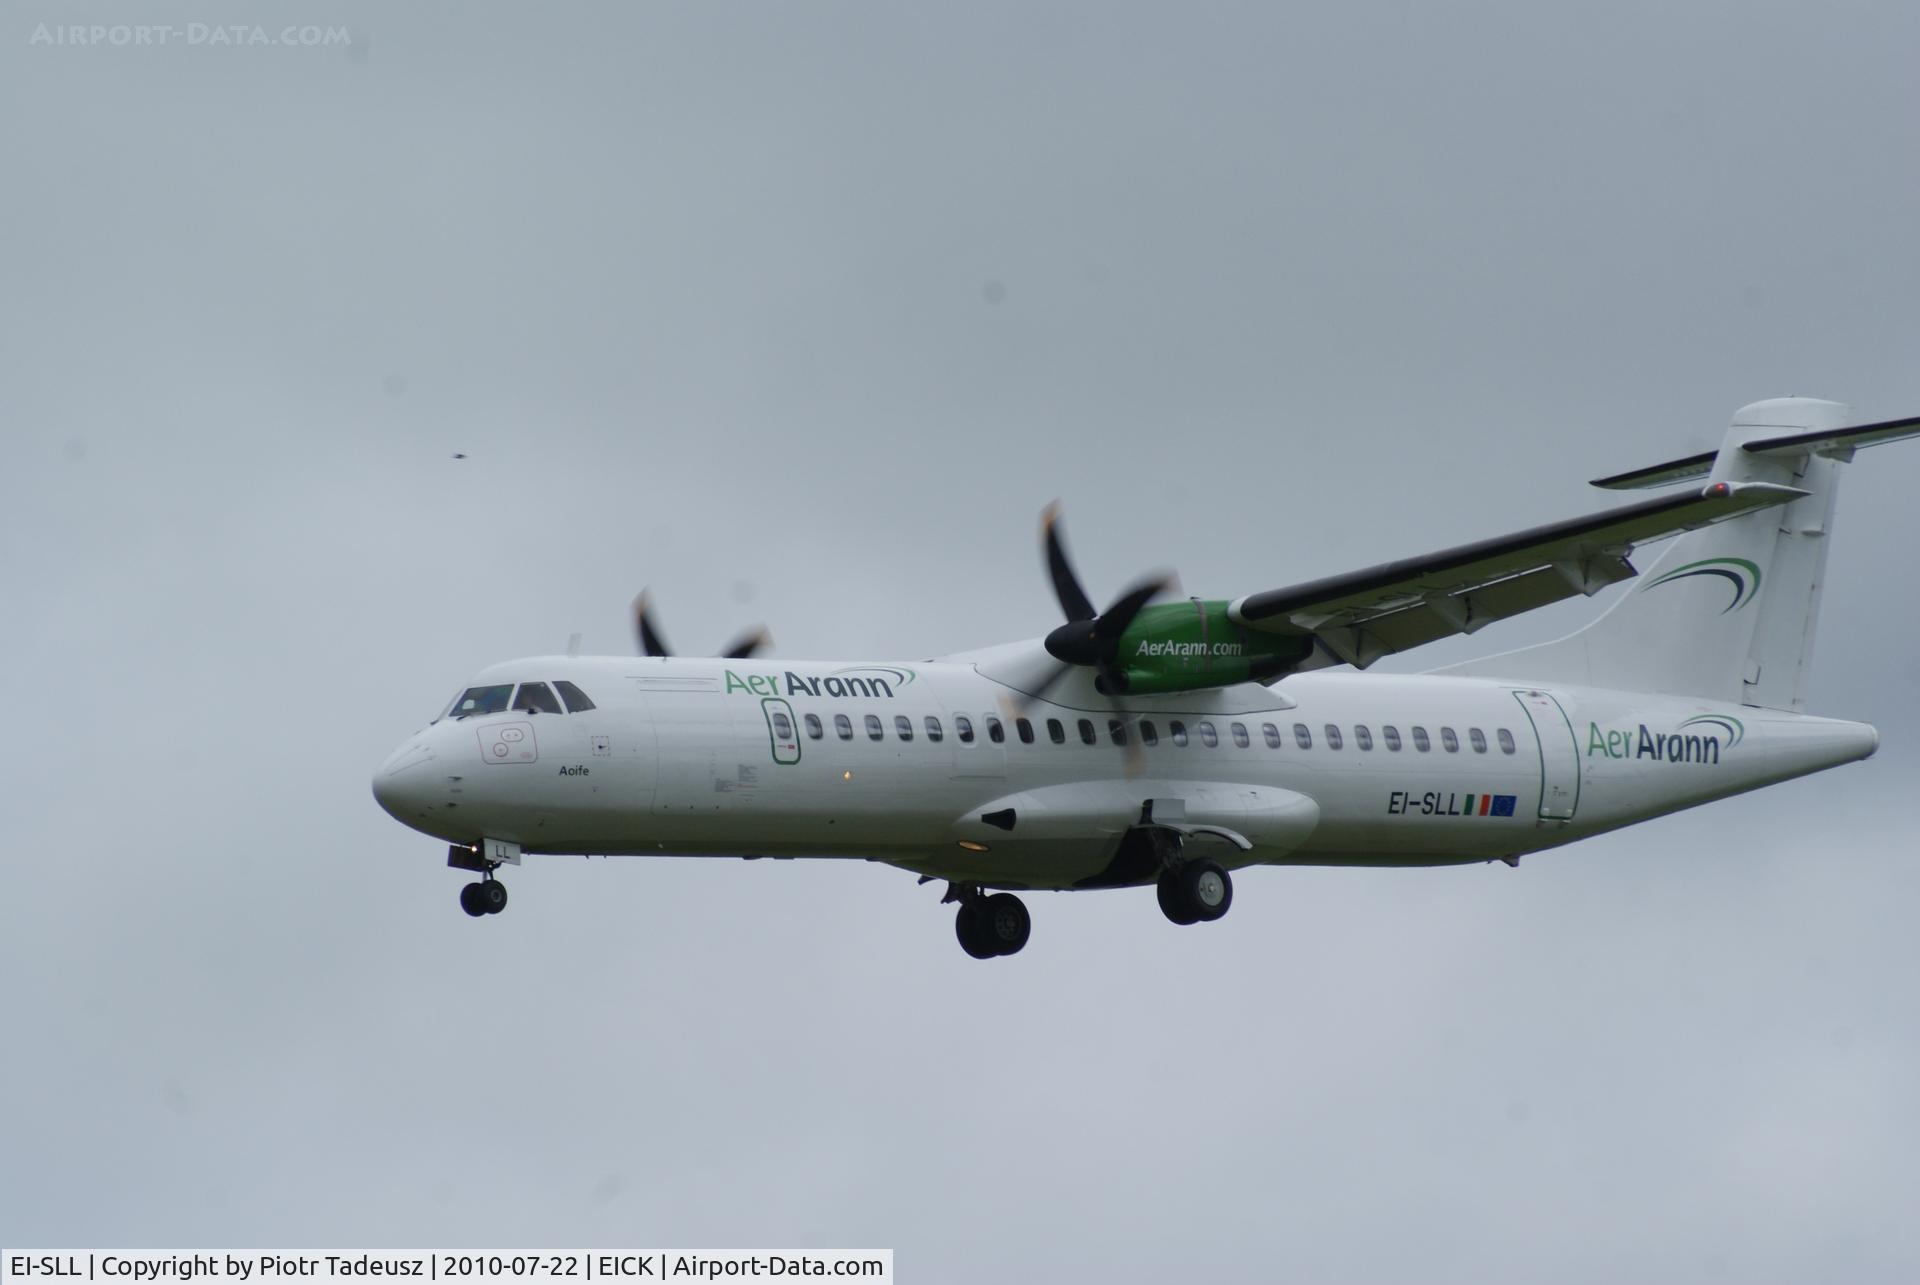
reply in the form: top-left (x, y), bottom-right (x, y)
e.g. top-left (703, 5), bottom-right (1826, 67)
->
top-left (458, 873), bottom-right (508, 918)
top-left (1156, 857), bottom-right (1232, 926)
top-left (950, 887), bottom-right (1031, 959)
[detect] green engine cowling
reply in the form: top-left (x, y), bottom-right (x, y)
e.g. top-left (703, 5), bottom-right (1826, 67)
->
top-left (1106, 600), bottom-right (1313, 694)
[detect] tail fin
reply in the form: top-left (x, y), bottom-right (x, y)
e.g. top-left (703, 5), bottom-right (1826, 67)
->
top-left (1443, 398), bottom-right (1917, 712)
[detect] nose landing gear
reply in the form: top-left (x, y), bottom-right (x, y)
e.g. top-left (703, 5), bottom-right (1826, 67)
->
top-left (449, 841), bottom-right (514, 918)
top-left (458, 875), bottom-right (508, 917)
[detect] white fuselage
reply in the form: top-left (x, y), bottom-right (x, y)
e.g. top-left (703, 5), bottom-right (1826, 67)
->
top-left (371, 655), bottom-right (1878, 890)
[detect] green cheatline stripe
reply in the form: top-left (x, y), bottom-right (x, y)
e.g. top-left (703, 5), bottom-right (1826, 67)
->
top-left (1463, 794), bottom-right (1476, 815)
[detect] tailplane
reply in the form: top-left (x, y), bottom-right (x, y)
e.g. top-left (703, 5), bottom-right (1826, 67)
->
top-left (1442, 398), bottom-right (1920, 712)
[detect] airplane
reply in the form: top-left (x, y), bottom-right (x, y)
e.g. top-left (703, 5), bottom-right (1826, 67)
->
top-left (372, 397), bottom-right (1916, 959)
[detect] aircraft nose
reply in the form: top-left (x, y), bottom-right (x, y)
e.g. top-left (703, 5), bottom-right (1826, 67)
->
top-left (372, 736), bottom-right (437, 821)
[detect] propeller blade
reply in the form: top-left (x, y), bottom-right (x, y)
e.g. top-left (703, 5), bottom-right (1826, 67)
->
top-left (1012, 657), bottom-right (1080, 713)
top-left (1042, 503), bottom-right (1097, 623)
top-left (719, 626), bottom-right (772, 660)
top-left (1094, 572), bottom-right (1177, 642)
top-left (633, 592), bottom-right (671, 657)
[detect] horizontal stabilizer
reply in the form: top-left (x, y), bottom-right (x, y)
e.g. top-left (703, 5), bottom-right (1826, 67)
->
top-left (1592, 412), bottom-right (1920, 489)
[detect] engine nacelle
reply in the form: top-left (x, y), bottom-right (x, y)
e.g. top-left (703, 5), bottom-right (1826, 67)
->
top-left (1105, 599), bottom-right (1314, 694)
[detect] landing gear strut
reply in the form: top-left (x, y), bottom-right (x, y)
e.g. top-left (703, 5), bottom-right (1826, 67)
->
top-left (458, 873), bottom-right (508, 917)
top-left (1157, 858), bottom-right (1232, 925)
top-left (951, 888), bottom-right (1031, 959)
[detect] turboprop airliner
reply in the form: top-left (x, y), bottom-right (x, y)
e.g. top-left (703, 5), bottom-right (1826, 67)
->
top-left (373, 398), bottom-right (1913, 959)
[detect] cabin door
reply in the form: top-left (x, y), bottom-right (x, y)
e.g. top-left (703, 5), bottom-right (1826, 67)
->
top-left (1513, 690), bottom-right (1580, 820)
top-left (761, 697), bottom-right (802, 765)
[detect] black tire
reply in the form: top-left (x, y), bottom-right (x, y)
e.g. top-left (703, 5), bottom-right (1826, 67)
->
top-left (458, 882), bottom-right (489, 918)
top-left (1180, 859), bottom-right (1233, 922)
top-left (1157, 870), bottom-right (1199, 925)
top-left (480, 880), bottom-right (509, 914)
top-left (955, 903), bottom-right (998, 959)
top-left (980, 893), bottom-right (1031, 956)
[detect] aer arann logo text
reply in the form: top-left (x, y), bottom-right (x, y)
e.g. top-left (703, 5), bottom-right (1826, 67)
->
top-left (725, 666), bottom-right (916, 700)
top-left (1587, 714), bottom-right (1741, 764)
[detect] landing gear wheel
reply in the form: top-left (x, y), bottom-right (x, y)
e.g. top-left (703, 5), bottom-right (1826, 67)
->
top-left (1157, 870), bottom-right (1200, 925)
top-left (459, 882), bottom-right (488, 918)
top-left (1181, 859), bottom-right (1233, 922)
top-left (479, 879), bottom-right (508, 915)
top-left (980, 893), bottom-right (1031, 957)
top-left (1159, 861), bottom-right (1232, 924)
top-left (955, 902), bottom-right (998, 959)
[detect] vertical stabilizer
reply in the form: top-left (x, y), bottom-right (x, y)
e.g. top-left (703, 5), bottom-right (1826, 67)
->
top-left (1440, 398), bottom-right (1852, 711)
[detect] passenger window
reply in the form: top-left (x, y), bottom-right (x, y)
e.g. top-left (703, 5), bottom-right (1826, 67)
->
top-left (987, 717), bottom-right (1005, 744)
top-left (955, 714), bottom-right (974, 743)
top-left (1231, 722), bottom-right (1250, 748)
top-left (865, 714), bottom-right (884, 742)
top-left (895, 715), bottom-right (914, 742)
top-left (835, 714), bottom-right (853, 740)
top-left (1140, 720), bottom-right (1159, 747)
top-left (926, 716), bottom-right (944, 743)
top-left (554, 680), bottom-right (597, 712)
top-left (512, 682), bottom-right (563, 715)
top-left (1355, 725), bottom-right (1374, 751)
top-left (1470, 727), bottom-right (1488, 753)
top-left (1383, 724), bottom-right (1402, 751)
top-left (1109, 719), bottom-right (1130, 746)
top-left (1294, 723), bottom-right (1313, 749)
top-left (1412, 726), bottom-right (1431, 752)
top-left (1078, 718), bottom-right (1097, 746)
top-left (771, 711), bottom-right (794, 739)
top-left (1199, 722), bottom-right (1218, 748)
top-left (1441, 726), bottom-right (1460, 753)
top-left (1016, 718), bottom-right (1035, 744)
top-left (1498, 728), bottom-right (1516, 754)
top-left (804, 713), bottom-right (823, 740)
top-left (1047, 718), bottom-right (1066, 745)
top-left (1170, 720), bottom-right (1189, 747)
top-left (1324, 724), bottom-right (1344, 751)
top-left (1262, 723), bottom-right (1282, 749)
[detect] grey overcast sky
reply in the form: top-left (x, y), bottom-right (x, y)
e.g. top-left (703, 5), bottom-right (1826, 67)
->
top-left (4, 2), bottom-right (1920, 1280)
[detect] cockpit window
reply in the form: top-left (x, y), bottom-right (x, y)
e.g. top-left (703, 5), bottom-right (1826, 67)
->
top-left (448, 685), bottom-right (513, 718)
top-left (512, 682), bottom-right (563, 715)
top-left (554, 680), bottom-right (596, 712)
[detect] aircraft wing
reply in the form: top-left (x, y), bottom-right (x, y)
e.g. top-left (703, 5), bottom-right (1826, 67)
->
top-left (1229, 481), bottom-right (1805, 671)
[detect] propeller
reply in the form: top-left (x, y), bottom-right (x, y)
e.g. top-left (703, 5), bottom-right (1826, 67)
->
top-left (633, 591), bottom-right (771, 660)
top-left (1014, 505), bottom-right (1178, 776)
top-left (1033, 503), bottom-right (1176, 699)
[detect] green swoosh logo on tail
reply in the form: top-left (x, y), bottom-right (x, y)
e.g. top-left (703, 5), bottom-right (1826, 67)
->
top-left (1643, 557), bottom-right (1762, 612)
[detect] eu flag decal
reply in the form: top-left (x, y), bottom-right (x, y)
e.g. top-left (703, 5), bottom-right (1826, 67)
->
top-left (1490, 794), bottom-right (1517, 818)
